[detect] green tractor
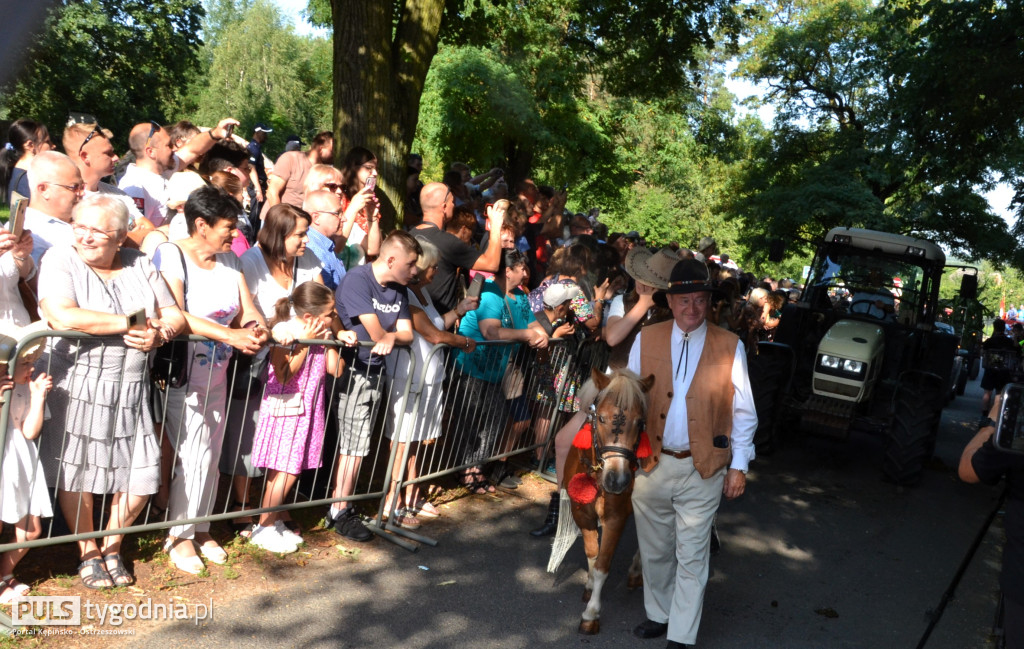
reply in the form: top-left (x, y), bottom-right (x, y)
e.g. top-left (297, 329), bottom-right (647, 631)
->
top-left (771, 227), bottom-right (974, 484)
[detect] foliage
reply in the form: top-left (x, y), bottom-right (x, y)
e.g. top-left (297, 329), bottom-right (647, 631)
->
top-left (0, 0), bottom-right (205, 150)
top-left (191, 0), bottom-right (332, 154)
top-left (733, 0), bottom-right (1024, 267)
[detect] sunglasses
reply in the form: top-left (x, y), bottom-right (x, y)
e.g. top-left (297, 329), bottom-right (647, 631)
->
top-left (79, 123), bottom-right (103, 154)
top-left (145, 121), bottom-right (161, 149)
top-left (322, 182), bottom-right (343, 193)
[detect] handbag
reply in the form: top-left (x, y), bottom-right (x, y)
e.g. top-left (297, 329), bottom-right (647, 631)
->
top-left (151, 244), bottom-right (190, 391)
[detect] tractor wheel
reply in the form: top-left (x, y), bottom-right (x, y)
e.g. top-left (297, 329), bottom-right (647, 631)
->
top-left (882, 373), bottom-right (944, 486)
top-left (749, 343), bottom-right (795, 455)
top-left (955, 364), bottom-right (969, 396)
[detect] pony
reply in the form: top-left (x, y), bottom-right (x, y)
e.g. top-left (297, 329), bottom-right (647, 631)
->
top-left (562, 367), bottom-right (654, 635)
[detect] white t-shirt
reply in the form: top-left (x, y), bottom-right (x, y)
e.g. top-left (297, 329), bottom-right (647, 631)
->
top-left (88, 182), bottom-right (145, 230)
top-left (152, 242), bottom-right (242, 378)
top-left (608, 294), bottom-right (626, 319)
top-left (117, 159), bottom-right (181, 227)
top-left (239, 246), bottom-right (323, 320)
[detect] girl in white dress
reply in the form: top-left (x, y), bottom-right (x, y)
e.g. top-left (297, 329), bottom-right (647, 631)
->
top-left (0, 336), bottom-right (52, 603)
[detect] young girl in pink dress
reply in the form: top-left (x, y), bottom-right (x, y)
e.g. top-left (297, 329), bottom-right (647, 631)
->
top-left (248, 282), bottom-right (355, 553)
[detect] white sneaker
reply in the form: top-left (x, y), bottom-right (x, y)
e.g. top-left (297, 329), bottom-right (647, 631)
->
top-left (274, 520), bottom-right (303, 545)
top-left (249, 524), bottom-right (298, 554)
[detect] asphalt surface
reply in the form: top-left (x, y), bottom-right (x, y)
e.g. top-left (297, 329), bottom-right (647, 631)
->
top-left (119, 378), bottom-right (1005, 649)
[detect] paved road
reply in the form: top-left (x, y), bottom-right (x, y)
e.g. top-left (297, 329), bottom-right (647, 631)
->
top-left (123, 378), bottom-right (1004, 649)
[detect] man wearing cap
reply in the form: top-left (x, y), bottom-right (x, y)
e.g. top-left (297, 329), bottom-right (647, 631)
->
top-left (627, 258), bottom-right (757, 648)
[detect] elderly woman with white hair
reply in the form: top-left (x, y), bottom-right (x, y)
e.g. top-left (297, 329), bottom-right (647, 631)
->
top-left (38, 194), bottom-right (185, 589)
top-left (382, 238), bottom-right (478, 527)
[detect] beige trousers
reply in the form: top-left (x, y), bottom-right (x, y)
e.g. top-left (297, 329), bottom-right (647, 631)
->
top-left (632, 454), bottom-right (725, 645)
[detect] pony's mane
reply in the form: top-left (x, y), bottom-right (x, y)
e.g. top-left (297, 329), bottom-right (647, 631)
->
top-left (595, 368), bottom-right (648, 416)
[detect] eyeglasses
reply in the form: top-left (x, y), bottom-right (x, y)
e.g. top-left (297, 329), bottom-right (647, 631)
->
top-left (322, 182), bottom-right (343, 193)
top-left (72, 223), bottom-right (119, 240)
top-left (79, 124), bottom-right (103, 154)
top-left (45, 182), bottom-right (86, 195)
top-left (312, 209), bottom-right (342, 218)
top-left (145, 121), bottom-right (161, 149)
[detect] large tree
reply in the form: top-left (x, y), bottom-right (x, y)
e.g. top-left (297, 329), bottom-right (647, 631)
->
top-left (1, 0), bottom-right (205, 150)
top-left (735, 0), bottom-right (1024, 266)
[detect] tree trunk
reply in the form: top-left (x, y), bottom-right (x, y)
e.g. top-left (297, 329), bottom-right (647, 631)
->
top-left (331, 0), bottom-right (444, 230)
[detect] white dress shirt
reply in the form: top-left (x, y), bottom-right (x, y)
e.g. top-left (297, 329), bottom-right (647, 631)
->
top-left (628, 320), bottom-right (757, 472)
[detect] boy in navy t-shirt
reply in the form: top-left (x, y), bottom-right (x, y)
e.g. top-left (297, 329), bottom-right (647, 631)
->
top-left (327, 231), bottom-right (420, 541)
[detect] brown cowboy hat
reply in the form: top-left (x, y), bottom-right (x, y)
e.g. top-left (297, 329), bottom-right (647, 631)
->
top-left (624, 247), bottom-right (676, 291)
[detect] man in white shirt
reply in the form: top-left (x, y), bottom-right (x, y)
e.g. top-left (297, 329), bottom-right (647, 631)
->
top-left (627, 258), bottom-right (757, 649)
top-left (63, 120), bottom-right (168, 254)
top-left (24, 151), bottom-right (83, 266)
top-left (118, 117), bottom-right (238, 227)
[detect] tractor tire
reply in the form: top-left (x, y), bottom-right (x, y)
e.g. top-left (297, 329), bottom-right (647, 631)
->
top-left (955, 364), bottom-right (969, 395)
top-left (749, 343), bottom-right (795, 455)
top-left (882, 372), bottom-right (944, 486)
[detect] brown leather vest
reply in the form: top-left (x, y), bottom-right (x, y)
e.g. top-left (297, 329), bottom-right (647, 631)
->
top-left (640, 320), bottom-right (738, 478)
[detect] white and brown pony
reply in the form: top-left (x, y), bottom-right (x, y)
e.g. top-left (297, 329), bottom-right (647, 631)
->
top-left (562, 367), bottom-right (654, 635)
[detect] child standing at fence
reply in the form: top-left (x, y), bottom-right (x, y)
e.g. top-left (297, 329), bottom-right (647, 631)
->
top-left (249, 282), bottom-right (355, 553)
top-left (0, 335), bottom-right (52, 602)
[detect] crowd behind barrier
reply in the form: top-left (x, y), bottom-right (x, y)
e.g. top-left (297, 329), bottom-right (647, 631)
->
top-left (0, 331), bottom-right (586, 557)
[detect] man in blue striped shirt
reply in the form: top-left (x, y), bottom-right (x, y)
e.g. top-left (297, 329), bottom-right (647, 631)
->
top-left (303, 189), bottom-right (347, 299)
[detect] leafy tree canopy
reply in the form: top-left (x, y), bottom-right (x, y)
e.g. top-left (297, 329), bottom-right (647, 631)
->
top-left (1, 0), bottom-right (205, 150)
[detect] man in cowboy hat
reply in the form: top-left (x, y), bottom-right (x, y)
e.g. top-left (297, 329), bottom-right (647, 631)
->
top-left (627, 258), bottom-right (757, 648)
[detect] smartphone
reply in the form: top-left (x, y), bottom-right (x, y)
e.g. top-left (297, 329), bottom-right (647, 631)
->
top-left (224, 123), bottom-right (235, 140)
top-left (8, 195), bottom-right (27, 239)
top-left (467, 274), bottom-right (485, 299)
top-left (126, 307), bottom-right (146, 329)
top-left (365, 174), bottom-right (377, 191)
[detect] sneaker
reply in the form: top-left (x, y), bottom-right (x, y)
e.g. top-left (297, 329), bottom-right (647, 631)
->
top-left (391, 508), bottom-right (421, 530)
top-left (249, 524), bottom-right (299, 554)
top-left (329, 507), bottom-right (374, 542)
top-left (274, 520), bottom-right (303, 545)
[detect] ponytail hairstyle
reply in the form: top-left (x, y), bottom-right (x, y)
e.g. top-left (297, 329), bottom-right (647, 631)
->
top-left (0, 119), bottom-right (47, 205)
top-left (270, 280), bottom-right (335, 328)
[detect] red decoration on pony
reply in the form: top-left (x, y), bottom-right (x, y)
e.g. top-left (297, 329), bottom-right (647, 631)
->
top-left (568, 472), bottom-right (598, 504)
top-left (572, 422), bottom-right (593, 449)
top-left (636, 431), bottom-right (652, 459)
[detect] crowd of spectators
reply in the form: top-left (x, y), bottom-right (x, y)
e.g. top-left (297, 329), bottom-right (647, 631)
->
top-left (0, 113), bottom-right (795, 596)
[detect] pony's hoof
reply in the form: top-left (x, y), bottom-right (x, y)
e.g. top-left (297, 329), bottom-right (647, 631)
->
top-left (582, 588), bottom-right (592, 603)
top-left (578, 619), bottom-right (600, 635)
top-left (627, 575), bottom-right (643, 591)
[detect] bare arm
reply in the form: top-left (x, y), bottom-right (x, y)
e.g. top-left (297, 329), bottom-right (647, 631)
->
top-left (411, 305), bottom-right (475, 351)
top-left (41, 297), bottom-right (134, 335)
top-left (470, 203), bottom-right (505, 272)
top-left (358, 313), bottom-right (414, 356)
top-left (479, 318), bottom-right (548, 348)
top-left (176, 118), bottom-right (239, 169)
top-left (263, 174), bottom-right (286, 211)
top-left (604, 288), bottom-right (656, 347)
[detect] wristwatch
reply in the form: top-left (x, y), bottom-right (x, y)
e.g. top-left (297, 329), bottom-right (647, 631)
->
top-left (978, 417), bottom-right (997, 430)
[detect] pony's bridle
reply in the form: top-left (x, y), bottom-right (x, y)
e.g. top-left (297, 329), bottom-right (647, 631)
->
top-left (586, 403), bottom-right (644, 471)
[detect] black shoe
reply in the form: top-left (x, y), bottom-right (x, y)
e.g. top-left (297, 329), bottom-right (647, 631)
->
top-left (530, 492), bottom-right (559, 537)
top-left (633, 619), bottom-right (668, 639)
top-left (329, 507), bottom-right (373, 542)
top-left (666, 641), bottom-right (691, 649)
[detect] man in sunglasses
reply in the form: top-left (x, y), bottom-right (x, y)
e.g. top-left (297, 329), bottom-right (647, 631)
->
top-left (62, 121), bottom-right (167, 255)
top-left (118, 117), bottom-right (239, 228)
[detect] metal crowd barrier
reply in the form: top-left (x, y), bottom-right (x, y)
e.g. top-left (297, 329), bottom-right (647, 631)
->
top-left (0, 330), bottom-right (595, 559)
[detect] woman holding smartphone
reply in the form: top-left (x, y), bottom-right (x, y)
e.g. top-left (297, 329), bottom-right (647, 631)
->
top-left (338, 146), bottom-right (382, 267)
top-left (152, 186), bottom-right (269, 575)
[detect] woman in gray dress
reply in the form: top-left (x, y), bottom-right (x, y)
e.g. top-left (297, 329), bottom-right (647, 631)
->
top-left (38, 194), bottom-right (185, 589)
